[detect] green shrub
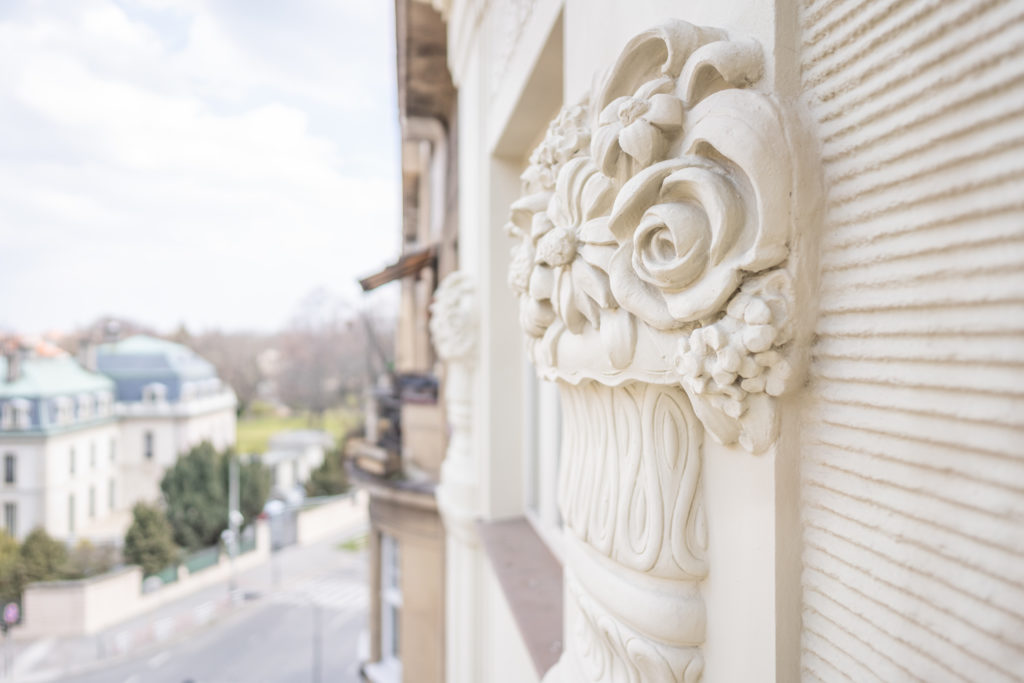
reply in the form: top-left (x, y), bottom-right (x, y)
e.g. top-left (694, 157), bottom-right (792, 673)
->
top-left (124, 503), bottom-right (178, 576)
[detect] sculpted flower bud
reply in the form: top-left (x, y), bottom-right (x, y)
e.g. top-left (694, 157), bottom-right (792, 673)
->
top-left (742, 324), bottom-right (776, 353)
top-left (536, 226), bottom-right (578, 267)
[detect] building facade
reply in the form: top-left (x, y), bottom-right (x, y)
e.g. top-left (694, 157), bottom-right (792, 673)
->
top-left (96, 335), bottom-right (237, 507)
top-left (346, 2), bottom-right (458, 681)
top-left (404, 0), bottom-right (1024, 682)
top-left (0, 334), bottom-right (237, 543)
top-left (0, 353), bottom-right (120, 541)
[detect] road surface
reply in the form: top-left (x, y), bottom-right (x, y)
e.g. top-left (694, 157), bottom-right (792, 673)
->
top-left (57, 536), bottom-right (367, 683)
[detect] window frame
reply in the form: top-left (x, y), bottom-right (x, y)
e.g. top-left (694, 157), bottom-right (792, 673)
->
top-left (3, 453), bottom-right (14, 485)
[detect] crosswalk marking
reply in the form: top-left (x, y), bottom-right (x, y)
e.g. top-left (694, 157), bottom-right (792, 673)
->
top-left (271, 575), bottom-right (368, 614)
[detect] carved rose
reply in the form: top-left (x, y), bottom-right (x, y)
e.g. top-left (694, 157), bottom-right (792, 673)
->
top-left (607, 157), bottom-right (754, 329)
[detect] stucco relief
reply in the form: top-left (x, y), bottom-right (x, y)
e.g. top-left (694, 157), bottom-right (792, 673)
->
top-left (507, 19), bottom-right (807, 683)
top-left (507, 19), bottom-right (803, 453)
top-left (430, 270), bottom-right (478, 362)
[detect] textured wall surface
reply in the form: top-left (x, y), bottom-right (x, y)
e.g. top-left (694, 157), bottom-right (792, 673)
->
top-left (798, 0), bottom-right (1024, 680)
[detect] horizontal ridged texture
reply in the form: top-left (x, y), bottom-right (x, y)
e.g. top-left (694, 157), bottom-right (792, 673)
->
top-left (799, 0), bottom-right (1024, 680)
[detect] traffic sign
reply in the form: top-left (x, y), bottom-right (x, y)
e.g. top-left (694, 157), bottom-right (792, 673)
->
top-left (3, 603), bottom-right (18, 624)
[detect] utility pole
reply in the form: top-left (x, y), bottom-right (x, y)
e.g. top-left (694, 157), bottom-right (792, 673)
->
top-left (312, 602), bottom-right (322, 683)
top-left (227, 456), bottom-right (241, 598)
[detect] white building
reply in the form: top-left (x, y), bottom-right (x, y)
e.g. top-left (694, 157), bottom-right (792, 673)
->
top-left (262, 429), bottom-right (332, 499)
top-left (409, 1), bottom-right (1024, 682)
top-left (95, 335), bottom-right (237, 507)
top-left (0, 352), bottom-right (121, 541)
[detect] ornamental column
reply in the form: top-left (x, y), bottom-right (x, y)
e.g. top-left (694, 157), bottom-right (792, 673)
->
top-left (505, 20), bottom-right (813, 683)
top-left (430, 272), bottom-right (481, 683)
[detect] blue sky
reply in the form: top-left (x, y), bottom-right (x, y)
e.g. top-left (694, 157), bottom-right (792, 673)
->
top-left (0, 0), bottom-right (402, 333)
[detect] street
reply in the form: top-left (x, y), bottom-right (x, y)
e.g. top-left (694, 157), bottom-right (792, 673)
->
top-left (20, 531), bottom-right (368, 683)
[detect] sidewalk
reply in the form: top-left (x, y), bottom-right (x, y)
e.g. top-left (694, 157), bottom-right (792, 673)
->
top-left (6, 520), bottom-right (368, 683)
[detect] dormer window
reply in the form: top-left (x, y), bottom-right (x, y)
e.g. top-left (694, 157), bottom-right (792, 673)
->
top-left (55, 396), bottom-right (73, 425)
top-left (1, 399), bottom-right (32, 431)
top-left (96, 393), bottom-right (111, 417)
top-left (180, 382), bottom-right (196, 401)
top-left (13, 400), bottom-right (30, 430)
top-left (77, 394), bottom-right (93, 421)
top-left (142, 382), bottom-right (167, 404)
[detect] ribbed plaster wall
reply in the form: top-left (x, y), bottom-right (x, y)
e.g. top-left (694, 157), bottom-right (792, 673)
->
top-left (797, 0), bottom-right (1024, 680)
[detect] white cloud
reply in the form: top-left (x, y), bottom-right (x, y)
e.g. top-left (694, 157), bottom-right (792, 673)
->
top-left (0, 0), bottom-right (401, 334)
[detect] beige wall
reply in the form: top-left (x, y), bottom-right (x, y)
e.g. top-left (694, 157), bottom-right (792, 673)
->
top-left (20, 520), bottom-right (270, 638)
top-left (368, 494), bottom-right (445, 683)
top-left (400, 404), bottom-right (444, 477)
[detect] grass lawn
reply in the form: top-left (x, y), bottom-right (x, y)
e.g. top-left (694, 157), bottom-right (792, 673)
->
top-left (236, 408), bottom-right (358, 455)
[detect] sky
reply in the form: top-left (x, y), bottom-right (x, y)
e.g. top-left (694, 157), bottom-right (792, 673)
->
top-left (0, 0), bottom-right (402, 335)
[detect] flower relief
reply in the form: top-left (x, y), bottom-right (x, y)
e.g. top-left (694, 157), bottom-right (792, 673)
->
top-left (506, 19), bottom-right (801, 452)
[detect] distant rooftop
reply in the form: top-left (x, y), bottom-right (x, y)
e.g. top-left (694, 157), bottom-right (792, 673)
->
top-left (96, 335), bottom-right (216, 379)
top-left (95, 335), bottom-right (224, 403)
top-left (0, 355), bottom-right (113, 399)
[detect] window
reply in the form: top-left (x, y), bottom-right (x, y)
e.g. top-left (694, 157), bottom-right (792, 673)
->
top-left (144, 431), bottom-right (154, 460)
top-left (68, 494), bottom-right (75, 534)
top-left (524, 373), bottom-right (563, 545)
top-left (90, 442), bottom-right (96, 468)
top-left (3, 400), bottom-right (31, 431)
top-left (142, 383), bottom-right (166, 403)
top-left (77, 394), bottom-right (93, 421)
top-left (3, 454), bottom-right (14, 485)
top-left (89, 486), bottom-right (95, 518)
top-left (108, 479), bottom-right (115, 511)
top-left (110, 437), bottom-right (116, 462)
top-left (69, 447), bottom-right (76, 475)
top-left (380, 533), bottom-right (402, 664)
top-left (55, 397), bottom-right (72, 425)
top-left (3, 503), bottom-right (15, 537)
top-left (14, 400), bottom-right (29, 430)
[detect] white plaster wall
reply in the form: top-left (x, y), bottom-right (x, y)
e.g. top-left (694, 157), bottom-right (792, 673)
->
top-left (117, 416), bottom-right (175, 506)
top-left (0, 440), bottom-right (46, 539)
top-left (117, 404), bottom-right (236, 507)
top-left (42, 423), bottom-right (121, 540)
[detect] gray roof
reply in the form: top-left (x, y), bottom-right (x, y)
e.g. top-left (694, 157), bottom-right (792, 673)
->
top-left (96, 335), bottom-right (216, 380)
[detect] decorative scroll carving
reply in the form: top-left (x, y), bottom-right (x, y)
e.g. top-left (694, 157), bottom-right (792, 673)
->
top-left (507, 19), bottom-right (803, 454)
top-left (559, 382), bottom-right (706, 579)
top-left (564, 574), bottom-right (704, 683)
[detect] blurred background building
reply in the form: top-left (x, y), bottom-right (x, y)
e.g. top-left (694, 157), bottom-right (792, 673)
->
top-left (96, 335), bottom-right (237, 508)
top-left (346, 1), bottom-right (458, 681)
top-left (363, 1), bottom-right (1024, 682)
top-left (0, 333), bottom-right (236, 545)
